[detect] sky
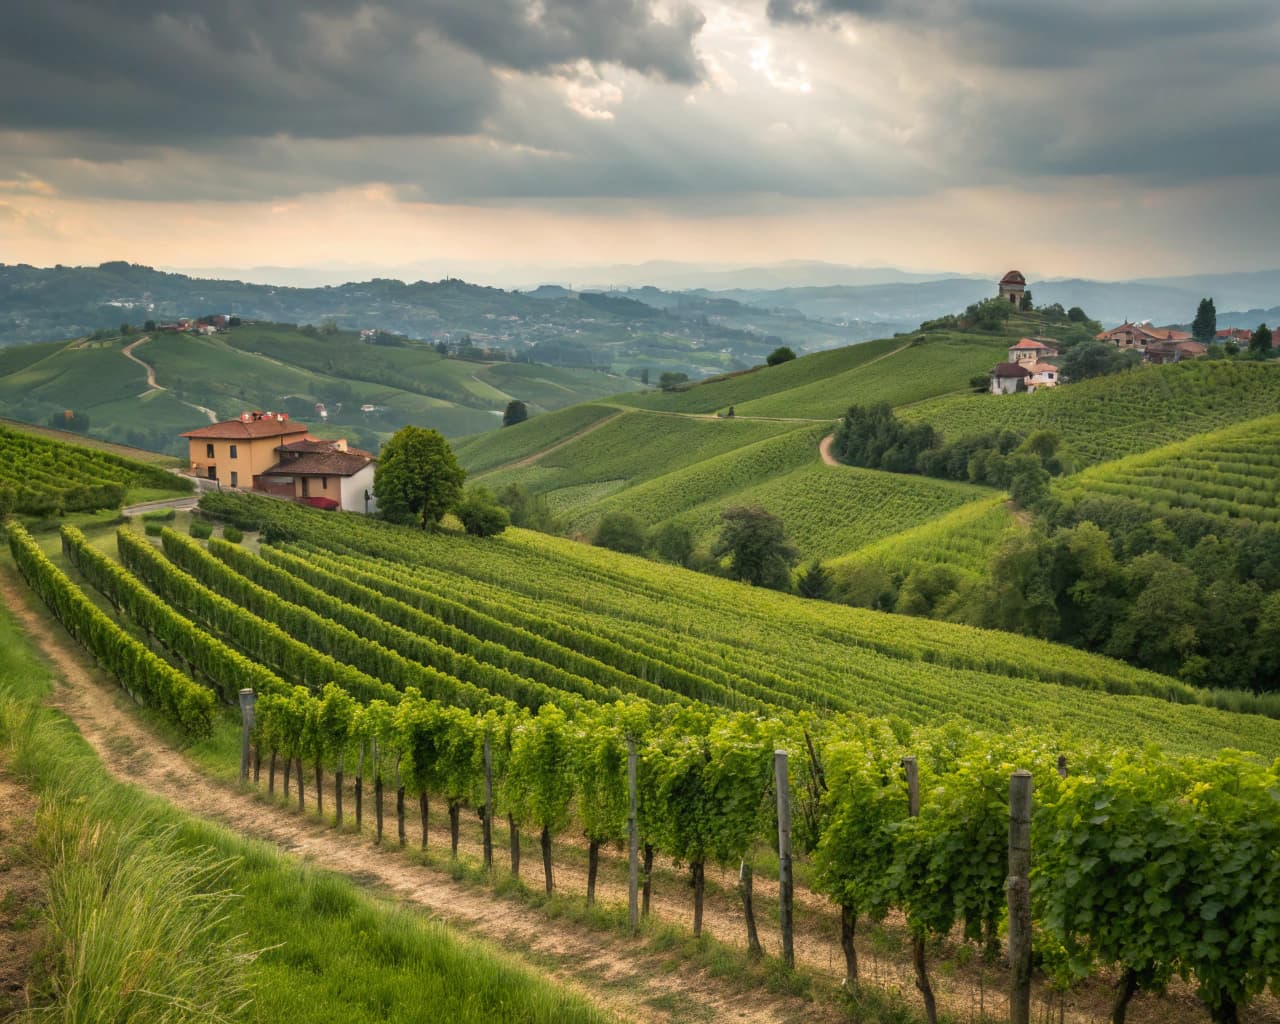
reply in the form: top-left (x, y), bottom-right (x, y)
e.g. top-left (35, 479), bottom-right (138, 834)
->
top-left (1, 0), bottom-right (1278, 283)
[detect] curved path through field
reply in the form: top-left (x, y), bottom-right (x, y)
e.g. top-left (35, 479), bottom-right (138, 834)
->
top-left (120, 335), bottom-right (217, 423)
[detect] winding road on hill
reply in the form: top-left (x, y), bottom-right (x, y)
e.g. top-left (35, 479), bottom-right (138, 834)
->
top-left (120, 335), bottom-right (218, 423)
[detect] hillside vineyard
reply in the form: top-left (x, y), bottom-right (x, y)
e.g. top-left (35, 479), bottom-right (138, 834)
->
top-left (8, 482), bottom-right (1280, 1024)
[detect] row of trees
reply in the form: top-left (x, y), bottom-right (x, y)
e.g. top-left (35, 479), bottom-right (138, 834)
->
top-left (593, 506), bottom-right (799, 591)
top-left (830, 403), bottom-right (1071, 506)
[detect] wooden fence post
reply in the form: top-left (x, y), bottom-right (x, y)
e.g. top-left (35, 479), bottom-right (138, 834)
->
top-left (483, 735), bottom-right (494, 871)
top-left (238, 689), bottom-right (255, 784)
top-left (902, 755), bottom-right (937, 1024)
top-left (628, 736), bottom-right (639, 934)
top-left (775, 749), bottom-right (794, 969)
top-left (1008, 770), bottom-right (1033, 1024)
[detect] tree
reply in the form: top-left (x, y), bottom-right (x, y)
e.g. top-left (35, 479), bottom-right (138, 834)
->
top-left (1249, 323), bottom-right (1273, 358)
top-left (766, 346), bottom-right (796, 366)
top-left (1067, 306), bottom-right (1088, 323)
top-left (1059, 342), bottom-right (1137, 382)
top-left (594, 512), bottom-right (646, 554)
top-left (639, 368), bottom-right (650, 386)
top-left (1020, 290), bottom-right (1034, 311)
top-left (649, 521), bottom-right (694, 566)
top-left (658, 371), bottom-right (689, 391)
top-left (795, 560), bottom-right (832, 600)
top-left (374, 425), bottom-right (466, 529)
top-left (456, 487), bottom-right (509, 537)
top-left (502, 400), bottom-right (529, 427)
top-left (712, 506), bottom-right (797, 590)
top-left (143, 319), bottom-right (157, 332)
top-left (1192, 297), bottom-right (1217, 343)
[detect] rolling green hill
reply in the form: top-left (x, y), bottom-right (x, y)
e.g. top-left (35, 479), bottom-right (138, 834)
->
top-left (0, 323), bottom-right (640, 455)
top-left (461, 308), bottom-right (1280, 571)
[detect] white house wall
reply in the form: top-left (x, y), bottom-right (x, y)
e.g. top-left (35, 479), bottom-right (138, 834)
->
top-left (339, 464), bottom-right (377, 514)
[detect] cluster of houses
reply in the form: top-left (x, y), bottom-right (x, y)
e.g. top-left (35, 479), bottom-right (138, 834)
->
top-left (180, 411), bottom-right (377, 514)
top-left (1093, 322), bottom-right (1208, 364)
top-left (157, 314), bottom-right (236, 335)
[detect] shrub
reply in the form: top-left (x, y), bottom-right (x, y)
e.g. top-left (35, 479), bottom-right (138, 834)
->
top-left (144, 522), bottom-right (163, 537)
top-left (189, 519), bottom-right (213, 540)
top-left (222, 525), bottom-right (244, 544)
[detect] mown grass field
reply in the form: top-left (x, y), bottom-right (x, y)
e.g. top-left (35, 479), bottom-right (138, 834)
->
top-left (453, 403), bottom-right (620, 473)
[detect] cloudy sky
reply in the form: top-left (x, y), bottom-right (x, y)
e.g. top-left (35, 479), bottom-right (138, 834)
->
top-left (2, 0), bottom-right (1278, 281)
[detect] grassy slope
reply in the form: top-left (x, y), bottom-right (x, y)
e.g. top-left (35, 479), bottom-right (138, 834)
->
top-left (0, 417), bottom-right (182, 466)
top-left (453, 403), bottom-right (620, 473)
top-left (0, 326), bottom-right (642, 449)
top-left (474, 412), bottom-right (799, 498)
top-left (0, 587), bottom-right (608, 1024)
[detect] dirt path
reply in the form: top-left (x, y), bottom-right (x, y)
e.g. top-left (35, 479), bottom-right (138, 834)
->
top-left (0, 568), bottom-right (840, 1024)
top-left (120, 335), bottom-right (217, 423)
top-left (121, 335), bottom-right (161, 394)
top-left (818, 433), bottom-right (839, 467)
top-left (0, 771), bottom-right (43, 1015)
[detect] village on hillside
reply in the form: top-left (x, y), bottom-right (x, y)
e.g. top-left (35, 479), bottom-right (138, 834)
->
top-left (985, 270), bottom-right (1274, 395)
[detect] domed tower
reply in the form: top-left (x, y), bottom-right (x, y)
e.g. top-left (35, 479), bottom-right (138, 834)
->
top-left (999, 270), bottom-right (1026, 306)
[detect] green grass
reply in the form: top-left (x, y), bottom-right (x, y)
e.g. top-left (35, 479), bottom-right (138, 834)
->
top-left (0, 596), bottom-right (612, 1024)
top-left (612, 335), bottom-right (908, 414)
top-left (901, 359), bottom-right (1280, 465)
top-left (475, 411), bottom-right (799, 498)
top-left (454, 403), bottom-right (620, 473)
top-left (734, 337), bottom-right (1005, 419)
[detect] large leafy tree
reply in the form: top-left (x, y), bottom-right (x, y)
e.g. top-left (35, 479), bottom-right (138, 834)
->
top-left (374, 426), bottom-right (466, 529)
top-left (712, 506), bottom-right (797, 590)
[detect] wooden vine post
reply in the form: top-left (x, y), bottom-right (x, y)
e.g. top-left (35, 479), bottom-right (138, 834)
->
top-left (482, 735), bottom-right (494, 870)
top-left (1008, 770), bottom-right (1033, 1024)
top-left (238, 689), bottom-right (255, 784)
top-left (775, 749), bottom-right (794, 969)
top-left (902, 755), bottom-right (937, 1024)
top-left (627, 736), bottom-right (639, 934)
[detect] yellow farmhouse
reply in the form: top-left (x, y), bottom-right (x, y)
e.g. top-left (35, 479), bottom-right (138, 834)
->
top-left (181, 411), bottom-right (308, 490)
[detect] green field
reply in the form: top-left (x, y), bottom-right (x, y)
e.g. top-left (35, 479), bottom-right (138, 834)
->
top-left (473, 411), bottom-right (800, 499)
top-left (0, 324), bottom-right (642, 456)
top-left (453, 403), bottom-right (620, 473)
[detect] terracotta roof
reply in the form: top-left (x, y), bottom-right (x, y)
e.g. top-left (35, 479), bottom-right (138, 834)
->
top-left (1010, 338), bottom-right (1050, 350)
top-left (1028, 362), bottom-right (1060, 373)
top-left (261, 450), bottom-right (374, 477)
top-left (992, 362), bottom-right (1031, 377)
top-left (1000, 270), bottom-right (1026, 285)
top-left (181, 416), bottom-right (308, 440)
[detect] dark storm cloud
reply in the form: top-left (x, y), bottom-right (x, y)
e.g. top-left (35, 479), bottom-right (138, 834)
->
top-left (768, 0), bottom-right (1280, 183)
top-left (0, 0), bottom-right (704, 142)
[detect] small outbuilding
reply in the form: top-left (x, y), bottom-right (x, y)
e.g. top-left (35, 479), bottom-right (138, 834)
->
top-left (999, 270), bottom-right (1027, 306)
top-left (990, 361), bottom-right (1031, 394)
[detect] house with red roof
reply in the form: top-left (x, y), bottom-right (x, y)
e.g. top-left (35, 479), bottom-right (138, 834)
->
top-left (1008, 337), bottom-right (1060, 366)
top-left (1216, 327), bottom-right (1254, 344)
top-left (181, 411), bottom-right (308, 489)
top-left (256, 438), bottom-right (377, 513)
